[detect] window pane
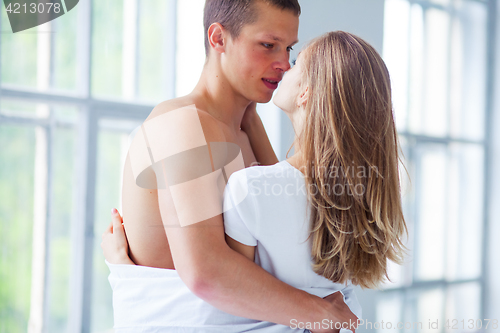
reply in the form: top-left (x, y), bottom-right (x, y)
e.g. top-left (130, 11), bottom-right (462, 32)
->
top-left (414, 141), bottom-right (484, 283)
top-left (0, 124), bottom-right (35, 333)
top-left (417, 288), bottom-right (445, 329)
top-left (408, 4), bottom-right (424, 135)
top-left (445, 282), bottom-right (481, 331)
top-left (91, 0), bottom-right (124, 98)
top-left (376, 292), bottom-right (403, 332)
top-left (91, 118), bottom-right (141, 333)
top-left (422, 8), bottom-right (449, 137)
top-left (137, 0), bottom-right (172, 103)
top-left (449, 1), bottom-right (487, 141)
top-left (446, 144), bottom-right (484, 281)
top-left (383, 0), bottom-right (411, 131)
top-left (47, 116), bottom-right (78, 333)
top-left (0, 99), bottom-right (38, 117)
top-left (1, 10), bottom-right (37, 88)
top-left (52, 105), bottom-right (79, 124)
top-left (51, 5), bottom-right (78, 92)
top-left (415, 144), bottom-right (447, 281)
top-left (176, 0), bottom-right (205, 97)
top-left (392, 1), bottom-right (486, 141)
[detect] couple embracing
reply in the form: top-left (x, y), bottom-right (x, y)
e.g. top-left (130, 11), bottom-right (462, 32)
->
top-left (101, 0), bottom-right (408, 332)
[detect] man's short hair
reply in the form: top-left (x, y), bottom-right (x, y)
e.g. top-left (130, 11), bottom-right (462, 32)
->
top-left (203, 0), bottom-right (301, 57)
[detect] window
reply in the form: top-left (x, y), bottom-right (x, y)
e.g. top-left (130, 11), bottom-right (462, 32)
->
top-left (380, 0), bottom-right (492, 330)
top-left (0, 1), bottom-right (206, 332)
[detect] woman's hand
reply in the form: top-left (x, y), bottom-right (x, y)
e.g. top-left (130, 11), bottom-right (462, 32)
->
top-left (240, 102), bottom-right (258, 132)
top-left (101, 208), bottom-right (135, 265)
top-left (239, 102), bottom-right (279, 166)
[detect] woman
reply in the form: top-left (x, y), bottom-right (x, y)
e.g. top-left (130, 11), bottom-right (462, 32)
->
top-left (103, 31), bottom-right (408, 332)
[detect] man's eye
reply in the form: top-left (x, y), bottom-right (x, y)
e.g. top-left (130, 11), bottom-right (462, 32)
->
top-left (262, 43), bottom-right (273, 48)
top-left (287, 46), bottom-right (294, 52)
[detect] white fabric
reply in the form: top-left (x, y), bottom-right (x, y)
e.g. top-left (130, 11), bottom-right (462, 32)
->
top-left (223, 160), bottom-right (363, 321)
top-left (106, 260), bottom-right (297, 332)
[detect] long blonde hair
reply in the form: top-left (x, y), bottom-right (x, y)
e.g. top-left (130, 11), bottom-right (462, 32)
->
top-left (298, 31), bottom-right (408, 289)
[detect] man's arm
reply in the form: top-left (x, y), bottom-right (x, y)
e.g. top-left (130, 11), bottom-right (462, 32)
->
top-left (241, 103), bottom-right (279, 166)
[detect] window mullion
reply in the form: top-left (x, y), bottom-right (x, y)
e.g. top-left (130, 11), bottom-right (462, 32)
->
top-left (68, 0), bottom-right (94, 332)
top-left (27, 106), bottom-right (51, 333)
top-left (68, 106), bottom-right (98, 333)
top-left (481, 0), bottom-right (497, 320)
top-left (27, 16), bottom-right (53, 332)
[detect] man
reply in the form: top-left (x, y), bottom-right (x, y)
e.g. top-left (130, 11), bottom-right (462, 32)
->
top-left (102, 0), bottom-right (358, 332)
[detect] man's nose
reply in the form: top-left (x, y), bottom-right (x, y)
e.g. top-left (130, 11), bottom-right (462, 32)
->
top-left (274, 51), bottom-right (291, 72)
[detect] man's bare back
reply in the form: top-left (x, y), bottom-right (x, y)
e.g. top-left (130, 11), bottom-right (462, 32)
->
top-left (121, 96), bottom-right (258, 269)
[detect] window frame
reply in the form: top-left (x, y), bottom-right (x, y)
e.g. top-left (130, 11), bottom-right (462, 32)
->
top-left (0, 0), bottom-right (177, 332)
top-left (380, 0), bottom-right (497, 325)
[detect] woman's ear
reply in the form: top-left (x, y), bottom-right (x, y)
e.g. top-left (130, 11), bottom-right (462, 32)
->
top-left (208, 23), bottom-right (226, 54)
top-left (297, 86), bottom-right (309, 108)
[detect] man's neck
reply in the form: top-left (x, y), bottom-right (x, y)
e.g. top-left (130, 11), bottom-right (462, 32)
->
top-left (190, 60), bottom-right (252, 133)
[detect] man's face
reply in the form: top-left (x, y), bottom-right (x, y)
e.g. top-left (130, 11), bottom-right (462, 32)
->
top-left (221, 1), bottom-right (299, 104)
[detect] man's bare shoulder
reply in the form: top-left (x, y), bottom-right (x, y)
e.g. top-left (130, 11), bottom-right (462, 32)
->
top-left (125, 96), bottom-right (226, 190)
top-left (143, 96), bottom-right (226, 143)
top-left (146, 96), bottom-right (193, 120)
top-left (127, 97), bottom-right (226, 163)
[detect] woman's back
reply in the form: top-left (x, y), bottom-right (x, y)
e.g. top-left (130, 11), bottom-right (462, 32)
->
top-left (223, 160), bottom-right (362, 321)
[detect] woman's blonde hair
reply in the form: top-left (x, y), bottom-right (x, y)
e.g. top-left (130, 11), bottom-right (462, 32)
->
top-left (297, 31), bottom-right (408, 289)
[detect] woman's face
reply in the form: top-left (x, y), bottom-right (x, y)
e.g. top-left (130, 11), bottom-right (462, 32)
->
top-left (272, 50), bottom-right (306, 113)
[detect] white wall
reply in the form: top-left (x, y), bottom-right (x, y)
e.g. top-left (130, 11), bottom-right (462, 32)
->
top-left (295, 0), bottom-right (385, 53)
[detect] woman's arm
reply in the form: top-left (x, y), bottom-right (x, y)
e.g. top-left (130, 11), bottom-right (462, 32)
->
top-left (225, 234), bottom-right (255, 262)
top-left (241, 103), bottom-right (279, 166)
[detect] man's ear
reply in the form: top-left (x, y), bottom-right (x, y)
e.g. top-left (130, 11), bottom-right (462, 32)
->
top-left (297, 86), bottom-right (309, 107)
top-left (208, 23), bottom-right (226, 54)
